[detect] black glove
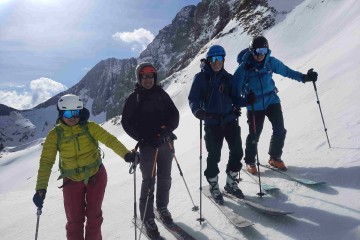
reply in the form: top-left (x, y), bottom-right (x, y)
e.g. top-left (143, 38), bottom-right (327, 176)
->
top-left (195, 109), bottom-right (207, 120)
top-left (160, 126), bottom-right (171, 137)
top-left (233, 107), bottom-right (241, 117)
top-left (124, 151), bottom-right (137, 163)
top-left (33, 189), bottom-right (47, 209)
top-left (303, 68), bottom-right (318, 83)
top-left (247, 91), bottom-right (256, 105)
top-left (164, 132), bottom-right (177, 142)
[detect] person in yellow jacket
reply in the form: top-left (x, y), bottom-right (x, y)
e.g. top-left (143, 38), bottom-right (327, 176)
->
top-left (33, 94), bottom-right (137, 240)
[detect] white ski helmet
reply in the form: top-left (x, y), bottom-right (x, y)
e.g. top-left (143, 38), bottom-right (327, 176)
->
top-left (57, 94), bottom-right (83, 110)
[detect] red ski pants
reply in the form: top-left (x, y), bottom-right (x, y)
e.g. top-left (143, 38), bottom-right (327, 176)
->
top-left (62, 165), bottom-right (107, 240)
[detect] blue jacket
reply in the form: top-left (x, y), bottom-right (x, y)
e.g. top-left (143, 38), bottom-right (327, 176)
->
top-left (188, 62), bottom-right (245, 125)
top-left (233, 49), bottom-right (305, 111)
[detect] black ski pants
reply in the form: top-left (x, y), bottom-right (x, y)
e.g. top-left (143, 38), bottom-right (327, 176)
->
top-left (139, 141), bottom-right (173, 222)
top-left (244, 103), bottom-right (287, 165)
top-left (204, 120), bottom-right (243, 179)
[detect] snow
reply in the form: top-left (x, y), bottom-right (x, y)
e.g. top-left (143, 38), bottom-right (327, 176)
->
top-left (1, 0), bottom-right (360, 239)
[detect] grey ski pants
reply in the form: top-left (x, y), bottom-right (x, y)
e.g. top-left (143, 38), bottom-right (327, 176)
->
top-left (139, 141), bottom-right (173, 222)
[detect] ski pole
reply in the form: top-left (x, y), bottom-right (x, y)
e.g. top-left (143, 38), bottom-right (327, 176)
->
top-left (35, 208), bottom-right (42, 240)
top-left (167, 141), bottom-right (199, 212)
top-left (197, 119), bottom-right (205, 224)
top-left (129, 143), bottom-right (140, 240)
top-left (251, 104), bottom-right (265, 197)
top-left (312, 81), bottom-right (331, 148)
top-left (139, 148), bottom-right (159, 240)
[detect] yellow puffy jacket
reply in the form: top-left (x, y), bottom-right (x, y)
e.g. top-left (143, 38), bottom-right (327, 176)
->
top-left (35, 121), bottom-right (130, 190)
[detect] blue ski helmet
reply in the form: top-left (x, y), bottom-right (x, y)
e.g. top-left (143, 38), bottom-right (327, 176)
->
top-left (206, 45), bottom-right (226, 58)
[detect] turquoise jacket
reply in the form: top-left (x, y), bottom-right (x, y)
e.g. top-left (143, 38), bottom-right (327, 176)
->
top-left (233, 49), bottom-right (305, 111)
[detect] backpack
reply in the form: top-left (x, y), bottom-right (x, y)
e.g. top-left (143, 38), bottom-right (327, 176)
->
top-left (237, 48), bottom-right (249, 65)
top-left (55, 122), bottom-right (103, 185)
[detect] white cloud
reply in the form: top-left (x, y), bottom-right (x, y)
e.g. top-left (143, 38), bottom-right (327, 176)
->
top-left (112, 28), bottom-right (155, 51)
top-left (0, 77), bottom-right (67, 110)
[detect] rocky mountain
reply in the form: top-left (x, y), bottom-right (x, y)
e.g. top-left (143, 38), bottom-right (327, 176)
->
top-left (0, 104), bottom-right (18, 116)
top-left (0, 0), bottom-right (297, 149)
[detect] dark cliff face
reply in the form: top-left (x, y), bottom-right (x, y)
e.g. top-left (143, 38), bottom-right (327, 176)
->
top-left (0, 104), bottom-right (18, 116)
top-left (233, 0), bottom-right (276, 36)
top-left (140, 0), bottom-right (233, 80)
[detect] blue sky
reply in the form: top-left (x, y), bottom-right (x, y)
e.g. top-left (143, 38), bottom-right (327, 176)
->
top-left (0, 0), bottom-right (200, 109)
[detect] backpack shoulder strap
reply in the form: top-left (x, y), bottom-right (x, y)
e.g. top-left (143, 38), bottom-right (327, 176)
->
top-left (79, 123), bottom-right (99, 149)
top-left (54, 124), bottom-right (63, 150)
top-left (203, 73), bottom-right (213, 103)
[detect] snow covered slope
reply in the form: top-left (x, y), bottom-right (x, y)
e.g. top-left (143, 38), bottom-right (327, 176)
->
top-left (1, 0), bottom-right (360, 239)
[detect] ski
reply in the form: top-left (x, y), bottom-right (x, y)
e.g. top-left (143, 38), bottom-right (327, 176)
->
top-left (132, 217), bottom-right (166, 240)
top-left (154, 211), bottom-right (196, 240)
top-left (202, 186), bottom-right (254, 228)
top-left (241, 169), bottom-right (279, 191)
top-left (222, 191), bottom-right (294, 216)
top-left (260, 164), bottom-right (327, 185)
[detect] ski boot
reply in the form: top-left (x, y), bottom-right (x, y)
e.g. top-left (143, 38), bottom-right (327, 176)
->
top-left (207, 176), bottom-right (224, 205)
top-left (268, 157), bottom-right (287, 171)
top-left (224, 171), bottom-right (244, 199)
top-left (144, 218), bottom-right (160, 239)
top-left (157, 207), bottom-right (173, 226)
top-left (246, 164), bottom-right (257, 175)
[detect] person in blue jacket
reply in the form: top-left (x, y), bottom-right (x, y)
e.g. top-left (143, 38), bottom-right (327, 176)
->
top-left (233, 36), bottom-right (318, 174)
top-left (188, 45), bottom-right (248, 204)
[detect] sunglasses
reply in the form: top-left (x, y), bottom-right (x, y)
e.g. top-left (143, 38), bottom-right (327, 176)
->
top-left (208, 55), bottom-right (224, 63)
top-left (63, 110), bottom-right (80, 119)
top-left (141, 74), bottom-right (154, 79)
top-left (253, 48), bottom-right (268, 56)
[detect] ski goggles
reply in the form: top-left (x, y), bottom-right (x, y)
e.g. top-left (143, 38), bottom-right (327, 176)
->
top-left (63, 110), bottom-right (80, 119)
top-left (208, 55), bottom-right (224, 63)
top-left (253, 48), bottom-right (268, 56)
top-left (140, 73), bottom-right (155, 80)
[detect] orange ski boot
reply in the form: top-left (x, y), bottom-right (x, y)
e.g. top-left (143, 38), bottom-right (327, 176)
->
top-left (246, 164), bottom-right (258, 175)
top-left (268, 158), bottom-right (287, 171)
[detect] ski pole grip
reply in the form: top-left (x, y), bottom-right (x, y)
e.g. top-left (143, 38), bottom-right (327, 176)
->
top-left (36, 208), bottom-right (42, 216)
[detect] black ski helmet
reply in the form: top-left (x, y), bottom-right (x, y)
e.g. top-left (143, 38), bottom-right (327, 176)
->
top-left (249, 36), bottom-right (269, 51)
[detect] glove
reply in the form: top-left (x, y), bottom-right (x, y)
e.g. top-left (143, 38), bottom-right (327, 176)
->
top-left (303, 68), bottom-right (318, 83)
top-left (233, 108), bottom-right (241, 117)
top-left (33, 189), bottom-right (47, 209)
top-left (164, 132), bottom-right (177, 142)
top-left (124, 151), bottom-right (137, 163)
top-left (194, 109), bottom-right (207, 120)
top-left (247, 91), bottom-right (256, 105)
top-left (159, 126), bottom-right (172, 138)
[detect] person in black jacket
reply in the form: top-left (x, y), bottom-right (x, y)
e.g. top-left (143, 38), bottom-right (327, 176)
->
top-left (121, 62), bottom-right (179, 239)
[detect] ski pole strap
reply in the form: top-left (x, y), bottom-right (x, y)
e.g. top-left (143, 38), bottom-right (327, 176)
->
top-left (129, 142), bottom-right (141, 174)
top-left (129, 152), bottom-right (140, 174)
top-left (57, 159), bottom-right (102, 185)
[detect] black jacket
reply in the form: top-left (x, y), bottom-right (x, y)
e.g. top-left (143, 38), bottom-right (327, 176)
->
top-left (121, 84), bottom-right (179, 142)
